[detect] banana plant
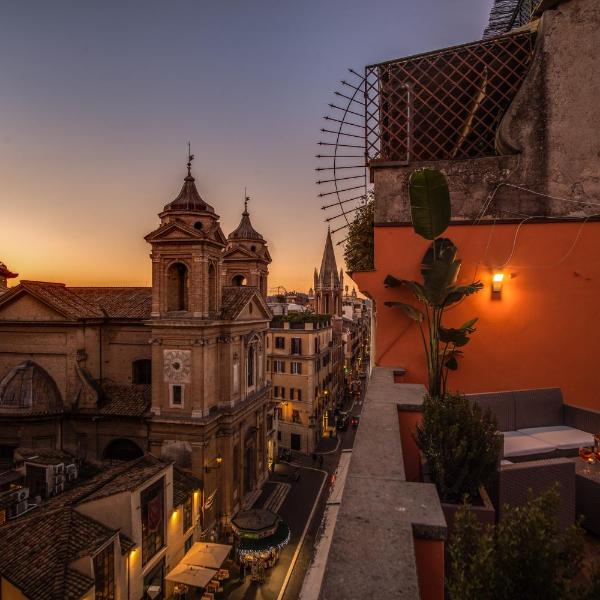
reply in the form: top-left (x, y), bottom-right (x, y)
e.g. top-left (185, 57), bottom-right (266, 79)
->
top-left (384, 169), bottom-right (483, 399)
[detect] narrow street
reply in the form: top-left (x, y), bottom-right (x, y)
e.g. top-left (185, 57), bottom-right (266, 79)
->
top-left (228, 382), bottom-right (367, 600)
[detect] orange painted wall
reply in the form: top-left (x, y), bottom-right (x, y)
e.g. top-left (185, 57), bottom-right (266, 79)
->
top-left (397, 408), bottom-right (423, 482)
top-left (353, 221), bottom-right (600, 410)
top-left (414, 538), bottom-right (445, 600)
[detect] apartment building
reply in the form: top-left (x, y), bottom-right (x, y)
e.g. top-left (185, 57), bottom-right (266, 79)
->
top-left (266, 315), bottom-right (336, 454)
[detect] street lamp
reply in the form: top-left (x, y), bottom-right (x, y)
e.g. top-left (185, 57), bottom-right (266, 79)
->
top-left (205, 456), bottom-right (223, 473)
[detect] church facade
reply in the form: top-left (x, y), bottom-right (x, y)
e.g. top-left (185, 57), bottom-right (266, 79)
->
top-left (0, 162), bottom-right (274, 532)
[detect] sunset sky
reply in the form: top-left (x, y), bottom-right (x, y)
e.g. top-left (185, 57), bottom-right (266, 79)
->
top-left (1, 0), bottom-right (493, 292)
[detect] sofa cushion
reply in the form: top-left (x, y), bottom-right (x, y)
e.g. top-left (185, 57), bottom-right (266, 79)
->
top-left (519, 426), bottom-right (594, 450)
top-left (502, 431), bottom-right (556, 458)
top-left (467, 391), bottom-right (516, 431)
top-left (514, 388), bottom-right (563, 429)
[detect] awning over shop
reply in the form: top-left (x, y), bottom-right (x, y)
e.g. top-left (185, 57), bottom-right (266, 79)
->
top-left (182, 542), bottom-right (232, 569)
top-left (165, 564), bottom-right (217, 588)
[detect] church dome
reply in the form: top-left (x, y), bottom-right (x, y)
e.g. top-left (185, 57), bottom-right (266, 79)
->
top-left (0, 361), bottom-right (63, 413)
top-left (163, 172), bottom-right (215, 214)
top-left (228, 200), bottom-right (264, 241)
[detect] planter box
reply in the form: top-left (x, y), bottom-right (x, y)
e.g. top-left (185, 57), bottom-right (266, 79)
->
top-left (420, 453), bottom-right (496, 536)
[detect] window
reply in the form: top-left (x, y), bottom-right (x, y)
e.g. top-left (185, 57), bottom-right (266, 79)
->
top-left (194, 221), bottom-right (203, 230)
top-left (132, 359), bottom-right (151, 385)
top-left (141, 478), bottom-right (165, 565)
top-left (248, 345), bottom-right (255, 387)
top-left (94, 542), bottom-right (115, 600)
top-left (185, 535), bottom-right (193, 554)
top-left (275, 337), bottom-right (285, 349)
top-left (166, 262), bottom-right (189, 312)
top-left (143, 559), bottom-right (165, 600)
top-left (182, 494), bottom-right (192, 533)
top-left (292, 410), bottom-right (301, 424)
top-left (280, 387), bottom-right (286, 400)
top-left (274, 360), bottom-right (285, 373)
top-left (291, 338), bottom-right (302, 355)
top-left (267, 414), bottom-right (274, 431)
top-left (170, 384), bottom-right (183, 407)
top-left (232, 274), bottom-right (247, 286)
top-left (290, 389), bottom-right (295, 400)
top-left (297, 389), bottom-right (302, 402)
top-left (277, 430), bottom-right (282, 441)
top-left (273, 386), bottom-right (280, 398)
top-left (291, 362), bottom-right (302, 375)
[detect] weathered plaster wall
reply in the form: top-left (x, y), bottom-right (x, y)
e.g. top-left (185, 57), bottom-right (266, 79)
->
top-left (373, 0), bottom-right (600, 225)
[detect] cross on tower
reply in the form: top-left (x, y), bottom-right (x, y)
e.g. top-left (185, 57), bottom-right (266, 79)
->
top-left (187, 142), bottom-right (195, 176)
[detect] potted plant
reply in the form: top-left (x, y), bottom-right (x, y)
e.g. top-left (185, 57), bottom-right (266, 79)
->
top-left (417, 392), bottom-right (501, 531)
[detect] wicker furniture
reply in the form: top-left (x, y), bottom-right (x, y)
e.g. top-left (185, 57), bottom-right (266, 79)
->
top-left (492, 458), bottom-right (576, 530)
top-left (467, 388), bottom-right (599, 462)
top-left (567, 458), bottom-right (600, 535)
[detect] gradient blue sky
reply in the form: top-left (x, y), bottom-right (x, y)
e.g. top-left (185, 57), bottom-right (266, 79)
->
top-left (1, 0), bottom-right (493, 292)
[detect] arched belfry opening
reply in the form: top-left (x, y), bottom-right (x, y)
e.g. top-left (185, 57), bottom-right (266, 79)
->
top-left (167, 262), bottom-right (189, 312)
top-left (208, 262), bottom-right (217, 314)
top-left (232, 274), bottom-right (247, 286)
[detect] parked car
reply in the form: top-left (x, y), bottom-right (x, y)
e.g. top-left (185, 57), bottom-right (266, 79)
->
top-left (336, 414), bottom-right (349, 431)
top-left (351, 415), bottom-right (360, 428)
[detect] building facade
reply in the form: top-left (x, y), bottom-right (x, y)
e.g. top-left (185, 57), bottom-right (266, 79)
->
top-left (267, 315), bottom-right (335, 454)
top-left (0, 162), bottom-right (273, 533)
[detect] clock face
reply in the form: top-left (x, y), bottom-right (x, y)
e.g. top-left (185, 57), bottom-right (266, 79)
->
top-left (163, 349), bottom-right (192, 383)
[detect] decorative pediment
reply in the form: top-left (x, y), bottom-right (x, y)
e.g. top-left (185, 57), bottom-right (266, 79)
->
top-left (222, 247), bottom-right (257, 260)
top-left (144, 221), bottom-right (205, 243)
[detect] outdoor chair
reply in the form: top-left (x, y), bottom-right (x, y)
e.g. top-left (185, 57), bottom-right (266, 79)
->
top-left (490, 458), bottom-right (576, 531)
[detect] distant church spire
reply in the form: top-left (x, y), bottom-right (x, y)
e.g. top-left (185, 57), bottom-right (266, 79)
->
top-left (314, 228), bottom-right (342, 316)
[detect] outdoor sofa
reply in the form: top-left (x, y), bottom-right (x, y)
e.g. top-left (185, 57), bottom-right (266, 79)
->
top-left (466, 388), bottom-right (600, 529)
top-left (466, 388), bottom-right (599, 462)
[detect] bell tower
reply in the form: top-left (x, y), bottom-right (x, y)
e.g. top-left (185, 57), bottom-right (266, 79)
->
top-left (222, 196), bottom-right (271, 297)
top-left (145, 154), bottom-right (227, 319)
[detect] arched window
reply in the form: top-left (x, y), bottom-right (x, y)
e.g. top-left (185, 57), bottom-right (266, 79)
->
top-left (166, 262), bottom-right (188, 312)
top-left (132, 359), bottom-right (152, 385)
top-left (102, 438), bottom-right (144, 462)
top-left (208, 263), bottom-right (217, 314)
top-left (247, 345), bottom-right (255, 388)
top-left (232, 274), bottom-right (247, 286)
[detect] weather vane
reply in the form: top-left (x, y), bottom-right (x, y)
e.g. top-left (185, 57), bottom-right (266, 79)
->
top-left (187, 142), bottom-right (195, 176)
top-left (244, 187), bottom-right (250, 213)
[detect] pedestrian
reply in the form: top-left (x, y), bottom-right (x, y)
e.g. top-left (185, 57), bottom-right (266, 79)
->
top-left (318, 454), bottom-right (324, 468)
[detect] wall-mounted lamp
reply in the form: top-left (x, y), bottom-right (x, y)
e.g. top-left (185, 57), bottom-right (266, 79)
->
top-left (205, 456), bottom-right (223, 473)
top-left (492, 271), bottom-right (504, 299)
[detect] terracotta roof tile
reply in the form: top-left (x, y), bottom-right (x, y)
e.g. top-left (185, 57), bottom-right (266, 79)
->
top-left (17, 281), bottom-right (104, 319)
top-left (173, 467), bottom-right (202, 507)
top-left (68, 287), bottom-right (152, 319)
top-left (220, 286), bottom-right (258, 320)
top-left (99, 383), bottom-right (151, 417)
top-left (0, 507), bottom-right (114, 600)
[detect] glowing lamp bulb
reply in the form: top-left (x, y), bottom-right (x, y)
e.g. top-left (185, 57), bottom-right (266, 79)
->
top-left (492, 272), bottom-right (504, 295)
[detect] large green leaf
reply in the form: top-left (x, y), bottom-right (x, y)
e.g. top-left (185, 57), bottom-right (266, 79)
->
top-left (384, 301), bottom-right (424, 322)
top-left (439, 326), bottom-right (471, 347)
top-left (409, 168), bottom-right (451, 240)
top-left (384, 275), bottom-right (428, 303)
top-left (423, 251), bottom-right (461, 306)
top-left (444, 282), bottom-right (484, 306)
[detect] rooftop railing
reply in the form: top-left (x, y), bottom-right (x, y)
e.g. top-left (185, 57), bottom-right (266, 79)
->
top-left (365, 30), bottom-right (535, 163)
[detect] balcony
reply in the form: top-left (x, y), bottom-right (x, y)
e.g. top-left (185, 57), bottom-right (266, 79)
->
top-left (313, 368), bottom-right (446, 598)
top-left (365, 30), bottom-right (535, 164)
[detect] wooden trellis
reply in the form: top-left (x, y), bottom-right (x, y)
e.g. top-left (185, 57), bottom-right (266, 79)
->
top-left (365, 31), bottom-right (536, 163)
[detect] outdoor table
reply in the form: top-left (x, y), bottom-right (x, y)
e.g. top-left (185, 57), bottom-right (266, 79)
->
top-left (206, 581), bottom-right (219, 592)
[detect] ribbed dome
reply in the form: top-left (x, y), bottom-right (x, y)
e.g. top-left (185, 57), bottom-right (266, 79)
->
top-left (0, 361), bottom-right (62, 413)
top-left (163, 173), bottom-right (215, 214)
top-left (228, 207), bottom-right (264, 241)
